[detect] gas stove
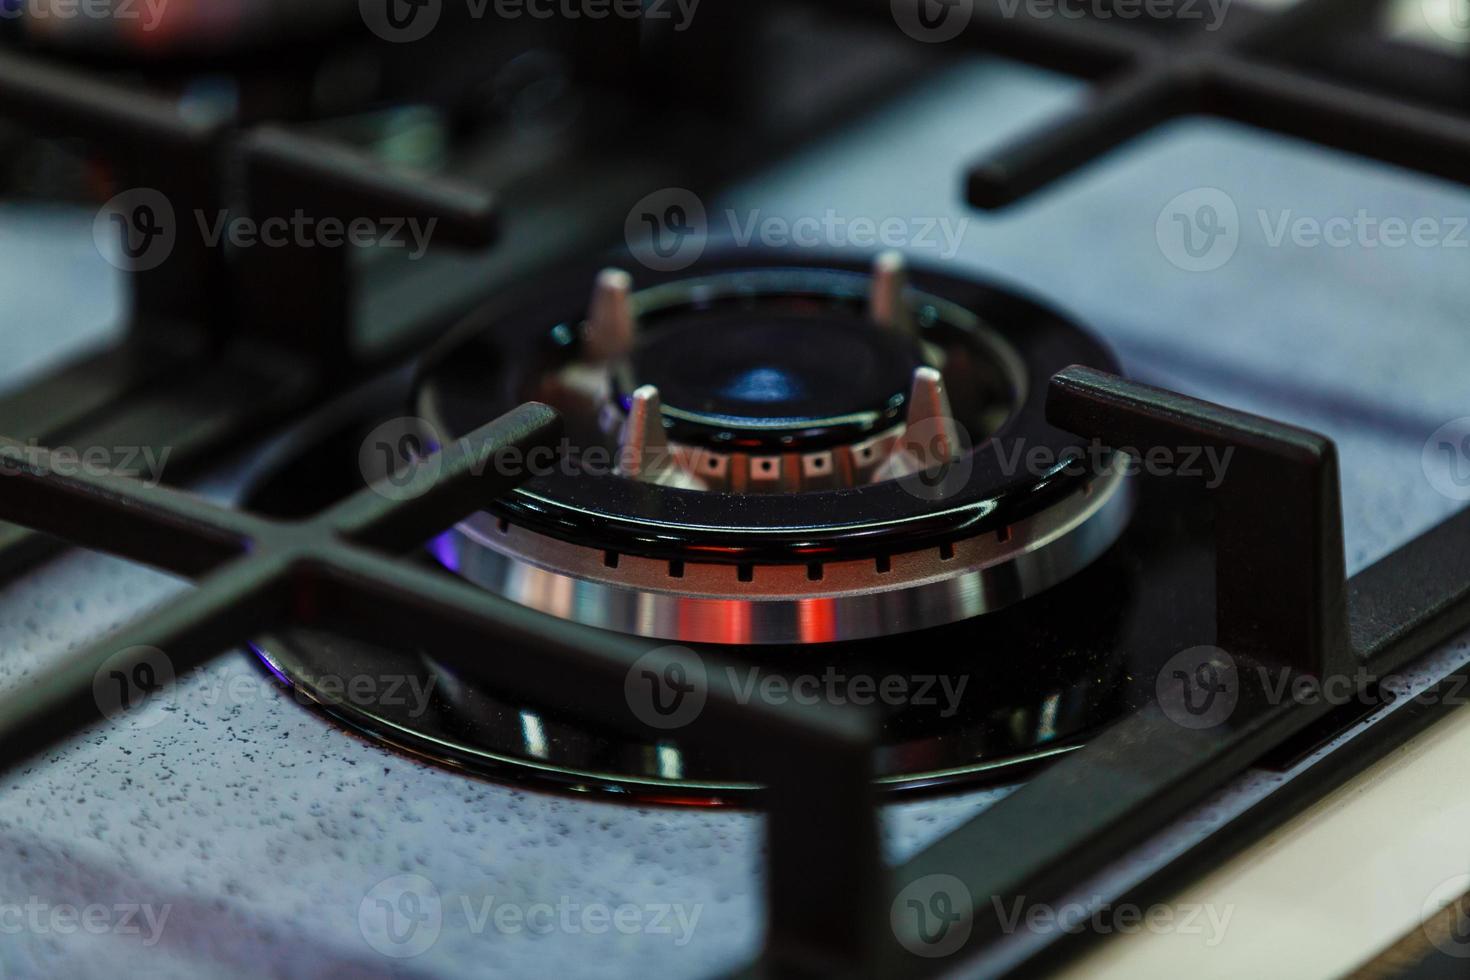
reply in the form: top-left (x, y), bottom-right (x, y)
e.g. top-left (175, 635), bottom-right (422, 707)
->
top-left (3, 1), bottom-right (1470, 977)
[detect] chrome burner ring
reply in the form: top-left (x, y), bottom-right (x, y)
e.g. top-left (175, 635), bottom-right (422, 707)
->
top-left (434, 458), bottom-right (1132, 644)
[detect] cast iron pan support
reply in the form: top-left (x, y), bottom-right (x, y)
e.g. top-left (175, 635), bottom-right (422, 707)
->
top-left (881, 364), bottom-right (1361, 972)
top-left (958, 0), bottom-right (1408, 208)
top-left (0, 59), bottom-right (501, 580)
top-left (0, 50), bottom-right (233, 576)
top-left (0, 406), bottom-right (884, 977)
top-left (1047, 365), bottom-right (1353, 679)
top-left (238, 126), bottom-right (500, 377)
top-left (0, 49), bottom-right (228, 333)
top-left (837, 0), bottom-right (1470, 208)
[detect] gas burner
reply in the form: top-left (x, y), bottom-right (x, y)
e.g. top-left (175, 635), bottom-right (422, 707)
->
top-left (241, 394), bottom-right (1204, 800)
top-left (232, 252), bottom-right (1172, 799)
top-left (417, 251), bottom-right (1133, 644)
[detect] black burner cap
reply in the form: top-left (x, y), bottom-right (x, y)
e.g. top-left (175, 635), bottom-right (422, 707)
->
top-left (616, 308), bottom-right (919, 450)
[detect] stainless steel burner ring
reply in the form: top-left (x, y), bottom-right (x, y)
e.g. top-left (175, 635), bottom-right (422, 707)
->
top-left (434, 457), bottom-right (1131, 644)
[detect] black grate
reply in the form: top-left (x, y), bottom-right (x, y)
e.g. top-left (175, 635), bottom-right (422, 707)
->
top-left (0, 403), bottom-right (886, 972)
top-left (0, 47), bottom-right (502, 580)
top-left (827, 0), bottom-right (1470, 208)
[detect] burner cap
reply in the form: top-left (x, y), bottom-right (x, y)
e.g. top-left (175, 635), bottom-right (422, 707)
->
top-left (616, 308), bottom-right (920, 451)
